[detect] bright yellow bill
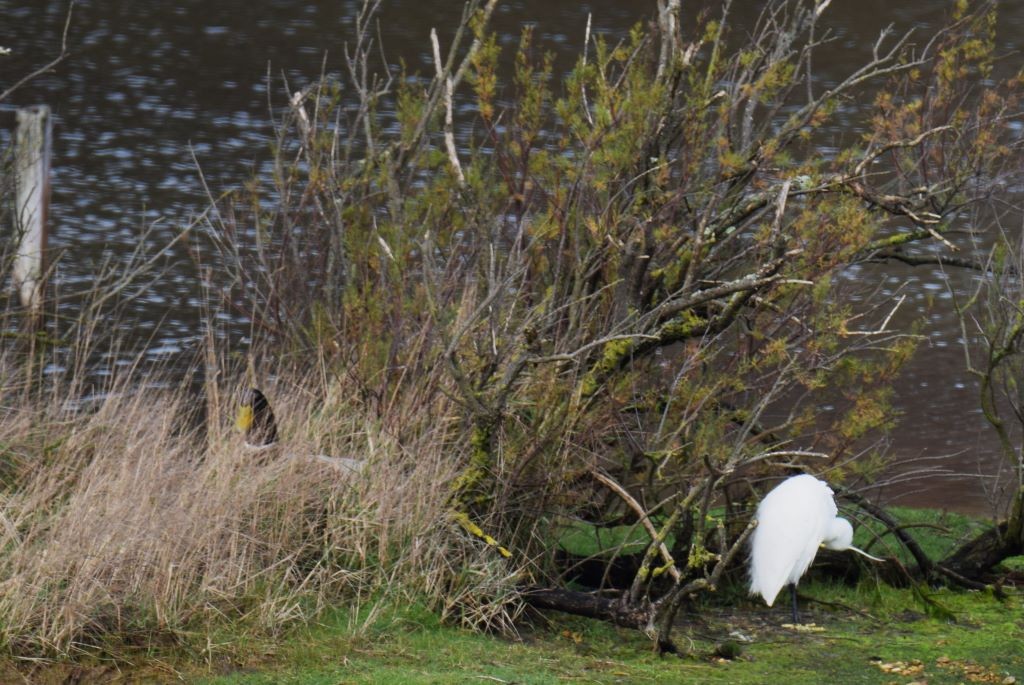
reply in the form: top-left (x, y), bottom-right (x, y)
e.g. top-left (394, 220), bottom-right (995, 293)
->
top-left (235, 405), bottom-right (254, 432)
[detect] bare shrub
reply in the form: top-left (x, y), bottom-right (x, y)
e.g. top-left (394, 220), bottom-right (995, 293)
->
top-left (193, 0), bottom-right (1023, 651)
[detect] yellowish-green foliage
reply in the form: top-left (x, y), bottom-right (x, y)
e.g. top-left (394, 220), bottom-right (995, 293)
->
top-left (396, 72), bottom-right (427, 146)
top-left (511, 28), bottom-right (552, 153)
top-left (469, 32), bottom-right (500, 123)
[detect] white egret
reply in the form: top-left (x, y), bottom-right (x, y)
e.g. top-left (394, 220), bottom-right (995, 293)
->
top-left (748, 474), bottom-right (882, 622)
top-left (236, 388), bottom-right (365, 474)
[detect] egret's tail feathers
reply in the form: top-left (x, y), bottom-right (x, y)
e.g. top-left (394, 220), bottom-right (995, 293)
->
top-left (750, 583), bottom-right (781, 607)
top-left (748, 557), bottom-right (786, 607)
top-left (848, 545), bottom-right (885, 563)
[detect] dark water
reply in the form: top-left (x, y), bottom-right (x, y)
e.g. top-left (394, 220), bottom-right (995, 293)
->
top-left (1, 0), bottom-right (1022, 513)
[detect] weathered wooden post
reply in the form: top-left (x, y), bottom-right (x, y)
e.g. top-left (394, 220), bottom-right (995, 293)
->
top-left (13, 105), bottom-right (51, 316)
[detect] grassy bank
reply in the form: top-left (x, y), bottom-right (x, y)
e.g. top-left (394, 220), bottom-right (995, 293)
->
top-left (0, 476), bottom-right (1017, 683)
top-left (8, 577), bottom-right (1019, 683)
top-left (201, 587), bottom-right (1023, 685)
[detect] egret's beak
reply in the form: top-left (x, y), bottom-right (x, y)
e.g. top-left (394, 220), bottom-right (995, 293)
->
top-left (235, 404), bottom-right (254, 433)
top-left (848, 545), bottom-right (885, 563)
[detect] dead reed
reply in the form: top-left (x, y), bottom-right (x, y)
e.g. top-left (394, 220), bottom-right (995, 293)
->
top-left (0, 363), bottom-right (523, 658)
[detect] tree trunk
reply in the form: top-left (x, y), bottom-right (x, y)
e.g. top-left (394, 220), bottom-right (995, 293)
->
top-left (940, 521), bottom-right (1022, 580)
top-left (523, 587), bottom-right (652, 630)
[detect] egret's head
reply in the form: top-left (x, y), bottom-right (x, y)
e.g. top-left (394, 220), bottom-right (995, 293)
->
top-left (823, 517), bottom-right (853, 551)
top-left (236, 388), bottom-right (278, 447)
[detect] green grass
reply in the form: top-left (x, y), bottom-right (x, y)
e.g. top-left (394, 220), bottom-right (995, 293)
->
top-left (1001, 555), bottom-right (1024, 573)
top-left (190, 584), bottom-right (1022, 685)
top-left (853, 506), bottom-right (988, 563)
top-left (5, 507), bottom-right (1022, 684)
top-left (194, 506), bottom-right (1019, 684)
top-left (555, 517), bottom-right (666, 558)
top-left (6, 576), bottom-right (1021, 684)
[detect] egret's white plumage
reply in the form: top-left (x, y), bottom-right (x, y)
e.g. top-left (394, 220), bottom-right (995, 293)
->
top-left (748, 474), bottom-right (867, 608)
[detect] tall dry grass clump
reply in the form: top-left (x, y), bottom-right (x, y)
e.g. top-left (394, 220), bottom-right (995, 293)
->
top-left (0, 363), bottom-right (521, 658)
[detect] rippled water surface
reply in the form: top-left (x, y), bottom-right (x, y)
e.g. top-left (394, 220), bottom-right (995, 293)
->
top-left (2, 1), bottom-right (1023, 512)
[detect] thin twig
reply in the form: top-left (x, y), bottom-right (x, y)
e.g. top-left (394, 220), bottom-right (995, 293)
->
top-left (591, 470), bottom-right (681, 582)
top-left (0, 1), bottom-right (75, 103)
top-left (431, 28), bottom-right (465, 186)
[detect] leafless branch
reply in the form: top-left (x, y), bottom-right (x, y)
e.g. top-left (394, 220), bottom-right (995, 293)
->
top-left (431, 28), bottom-right (465, 187)
top-left (591, 470), bottom-right (681, 582)
top-left (0, 1), bottom-right (75, 103)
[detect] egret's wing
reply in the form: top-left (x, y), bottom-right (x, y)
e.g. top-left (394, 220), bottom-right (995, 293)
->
top-left (749, 475), bottom-right (836, 606)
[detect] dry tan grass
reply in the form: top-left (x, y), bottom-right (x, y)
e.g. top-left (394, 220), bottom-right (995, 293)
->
top-left (0, 366), bottom-right (525, 658)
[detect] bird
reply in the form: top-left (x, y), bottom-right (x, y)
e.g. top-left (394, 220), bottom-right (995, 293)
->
top-left (748, 474), bottom-right (882, 623)
top-left (235, 387), bottom-right (365, 474)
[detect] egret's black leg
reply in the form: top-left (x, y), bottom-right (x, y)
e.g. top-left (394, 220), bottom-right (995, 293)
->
top-left (789, 584), bottom-right (799, 624)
